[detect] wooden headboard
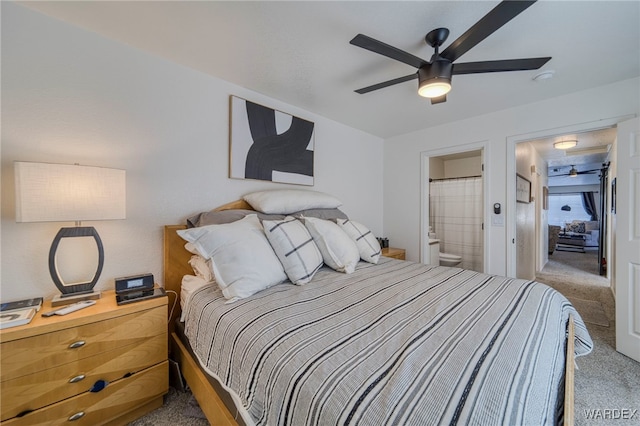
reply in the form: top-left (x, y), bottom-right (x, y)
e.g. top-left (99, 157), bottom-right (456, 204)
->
top-left (163, 199), bottom-right (254, 329)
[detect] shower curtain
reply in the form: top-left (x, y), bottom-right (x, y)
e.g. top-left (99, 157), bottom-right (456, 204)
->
top-left (430, 177), bottom-right (483, 272)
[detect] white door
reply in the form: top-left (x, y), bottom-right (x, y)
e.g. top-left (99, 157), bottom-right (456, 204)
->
top-left (615, 117), bottom-right (640, 362)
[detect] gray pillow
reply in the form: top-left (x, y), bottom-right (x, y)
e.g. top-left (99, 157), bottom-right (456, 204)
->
top-left (292, 208), bottom-right (349, 221)
top-left (187, 208), bottom-right (348, 228)
top-left (187, 209), bottom-right (285, 228)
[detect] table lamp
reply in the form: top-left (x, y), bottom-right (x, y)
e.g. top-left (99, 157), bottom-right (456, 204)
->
top-left (15, 162), bottom-right (126, 306)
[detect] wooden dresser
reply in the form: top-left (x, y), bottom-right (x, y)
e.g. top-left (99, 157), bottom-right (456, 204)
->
top-left (381, 247), bottom-right (406, 260)
top-left (0, 290), bottom-right (168, 425)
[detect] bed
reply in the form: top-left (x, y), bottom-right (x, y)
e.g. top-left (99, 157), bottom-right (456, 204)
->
top-left (164, 197), bottom-right (592, 426)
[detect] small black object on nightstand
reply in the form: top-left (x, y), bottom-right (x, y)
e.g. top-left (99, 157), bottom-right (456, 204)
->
top-left (115, 273), bottom-right (166, 305)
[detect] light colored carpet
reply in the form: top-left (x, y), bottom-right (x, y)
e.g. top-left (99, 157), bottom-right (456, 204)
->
top-left (128, 387), bottom-right (207, 426)
top-left (543, 248), bottom-right (608, 286)
top-left (567, 297), bottom-right (609, 327)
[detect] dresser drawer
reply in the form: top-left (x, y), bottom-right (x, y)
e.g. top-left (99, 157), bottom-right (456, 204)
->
top-left (1, 333), bottom-right (167, 421)
top-left (2, 361), bottom-right (168, 426)
top-left (1, 306), bottom-right (165, 382)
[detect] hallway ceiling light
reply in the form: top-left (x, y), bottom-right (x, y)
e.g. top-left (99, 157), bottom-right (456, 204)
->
top-left (569, 166), bottom-right (578, 177)
top-left (554, 140), bottom-right (578, 150)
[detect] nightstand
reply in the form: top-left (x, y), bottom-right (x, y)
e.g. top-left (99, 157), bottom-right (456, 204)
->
top-left (381, 247), bottom-right (406, 260)
top-left (0, 289), bottom-right (168, 425)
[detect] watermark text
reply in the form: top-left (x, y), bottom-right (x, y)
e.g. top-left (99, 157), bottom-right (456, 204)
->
top-left (583, 408), bottom-right (638, 420)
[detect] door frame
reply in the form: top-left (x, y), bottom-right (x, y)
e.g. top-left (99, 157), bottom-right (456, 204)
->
top-left (505, 115), bottom-right (634, 277)
top-left (420, 140), bottom-right (488, 272)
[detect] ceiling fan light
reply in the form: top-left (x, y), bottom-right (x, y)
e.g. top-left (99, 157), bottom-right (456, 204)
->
top-left (569, 166), bottom-right (578, 177)
top-left (418, 80), bottom-right (451, 98)
top-left (553, 140), bottom-right (578, 150)
top-left (418, 61), bottom-right (453, 99)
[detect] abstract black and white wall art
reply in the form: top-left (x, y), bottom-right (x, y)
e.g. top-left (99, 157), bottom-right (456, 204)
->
top-left (230, 96), bottom-right (314, 186)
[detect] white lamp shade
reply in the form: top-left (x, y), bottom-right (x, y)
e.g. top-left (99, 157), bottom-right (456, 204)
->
top-left (15, 162), bottom-right (126, 223)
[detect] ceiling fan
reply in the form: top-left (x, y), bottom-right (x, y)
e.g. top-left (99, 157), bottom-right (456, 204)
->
top-left (550, 165), bottom-right (601, 178)
top-left (350, 0), bottom-right (551, 104)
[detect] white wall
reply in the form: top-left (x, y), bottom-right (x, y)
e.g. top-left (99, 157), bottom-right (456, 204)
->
top-left (444, 156), bottom-right (482, 178)
top-left (515, 142), bottom-right (549, 278)
top-left (515, 143), bottom-right (536, 279)
top-left (384, 77), bottom-right (639, 275)
top-left (429, 155), bottom-right (482, 180)
top-left (429, 157), bottom-right (444, 179)
top-left (0, 3), bottom-right (384, 301)
top-left (607, 137), bottom-right (618, 292)
top-left (533, 148), bottom-right (549, 273)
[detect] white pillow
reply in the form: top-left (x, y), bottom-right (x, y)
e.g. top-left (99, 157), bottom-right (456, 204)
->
top-left (243, 189), bottom-right (342, 214)
top-left (262, 216), bottom-right (323, 285)
top-left (303, 217), bottom-right (359, 273)
top-left (180, 274), bottom-right (210, 321)
top-left (177, 215), bottom-right (286, 302)
top-left (337, 219), bottom-right (381, 264)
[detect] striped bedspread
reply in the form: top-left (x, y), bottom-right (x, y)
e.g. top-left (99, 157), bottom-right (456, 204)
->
top-left (184, 258), bottom-right (593, 426)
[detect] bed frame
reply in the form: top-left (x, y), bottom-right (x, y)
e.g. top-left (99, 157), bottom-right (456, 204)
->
top-left (163, 199), bottom-right (576, 426)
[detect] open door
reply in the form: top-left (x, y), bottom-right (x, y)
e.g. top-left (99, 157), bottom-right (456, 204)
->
top-left (615, 117), bottom-right (640, 362)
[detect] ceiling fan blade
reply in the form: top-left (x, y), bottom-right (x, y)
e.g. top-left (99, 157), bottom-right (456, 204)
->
top-left (430, 95), bottom-right (447, 105)
top-left (577, 169), bottom-right (600, 174)
top-left (452, 57), bottom-right (551, 75)
top-left (350, 34), bottom-right (428, 69)
top-left (441, 0), bottom-right (537, 63)
top-left (551, 168), bottom-right (601, 177)
top-left (355, 73), bottom-right (418, 94)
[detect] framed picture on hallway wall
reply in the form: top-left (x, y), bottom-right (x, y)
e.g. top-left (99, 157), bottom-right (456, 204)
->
top-left (516, 174), bottom-right (531, 203)
top-left (229, 96), bottom-right (315, 186)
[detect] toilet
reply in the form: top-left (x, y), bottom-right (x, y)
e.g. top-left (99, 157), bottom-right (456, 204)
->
top-left (439, 252), bottom-right (462, 267)
top-left (428, 237), bottom-right (463, 267)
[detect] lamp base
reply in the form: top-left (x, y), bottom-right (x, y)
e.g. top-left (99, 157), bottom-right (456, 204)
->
top-left (51, 291), bottom-right (102, 307)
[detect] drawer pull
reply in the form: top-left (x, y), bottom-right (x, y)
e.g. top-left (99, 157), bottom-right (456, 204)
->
top-left (69, 374), bottom-right (86, 383)
top-left (89, 379), bottom-right (108, 393)
top-left (68, 340), bottom-right (86, 349)
top-left (68, 411), bottom-right (85, 421)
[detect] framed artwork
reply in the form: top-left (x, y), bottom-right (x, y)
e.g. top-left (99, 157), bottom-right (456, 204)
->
top-left (543, 186), bottom-right (549, 210)
top-left (516, 174), bottom-right (531, 203)
top-left (229, 96), bottom-right (315, 186)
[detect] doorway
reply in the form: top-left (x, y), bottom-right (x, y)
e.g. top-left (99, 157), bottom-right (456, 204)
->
top-left (506, 115), bottom-right (639, 363)
top-left (505, 117), bottom-right (626, 279)
top-left (511, 127), bottom-right (615, 283)
top-left (420, 144), bottom-right (486, 272)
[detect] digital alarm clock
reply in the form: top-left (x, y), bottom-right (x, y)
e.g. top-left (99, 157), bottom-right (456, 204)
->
top-left (115, 273), bottom-right (154, 294)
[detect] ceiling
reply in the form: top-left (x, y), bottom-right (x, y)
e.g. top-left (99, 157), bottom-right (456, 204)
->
top-left (19, 1), bottom-right (640, 139)
top-left (528, 127), bottom-right (616, 186)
